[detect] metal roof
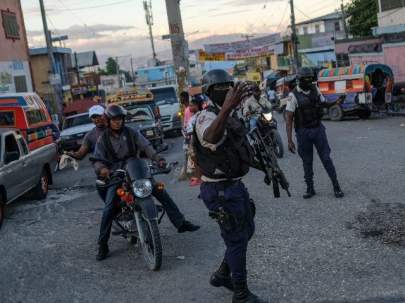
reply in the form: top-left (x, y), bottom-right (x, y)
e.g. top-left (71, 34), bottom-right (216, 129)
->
top-left (29, 47), bottom-right (72, 56)
top-left (295, 12), bottom-right (342, 26)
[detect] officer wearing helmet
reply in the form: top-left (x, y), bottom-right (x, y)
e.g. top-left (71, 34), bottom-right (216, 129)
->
top-left (285, 67), bottom-right (344, 199)
top-left (93, 104), bottom-right (200, 261)
top-left (194, 69), bottom-right (267, 303)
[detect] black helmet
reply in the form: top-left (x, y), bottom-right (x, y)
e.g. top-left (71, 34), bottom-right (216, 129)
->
top-left (202, 69), bottom-right (234, 94)
top-left (297, 67), bottom-right (314, 80)
top-left (105, 104), bottom-right (127, 119)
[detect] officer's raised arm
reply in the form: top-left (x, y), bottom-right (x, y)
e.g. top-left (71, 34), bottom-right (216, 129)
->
top-left (204, 82), bottom-right (250, 144)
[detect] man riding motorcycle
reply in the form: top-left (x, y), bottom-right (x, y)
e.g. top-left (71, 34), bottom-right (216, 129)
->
top-left (93, 104), bottom-right (200, 261)
top-left (241, 85), bottom-right (272, 130)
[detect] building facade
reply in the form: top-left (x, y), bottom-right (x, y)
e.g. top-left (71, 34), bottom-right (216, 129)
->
top-left (295, 12), bottom-right (347, 67)
top-left (134, 65), bottom-right (177, 88)
top-left (0, 0), bottom-right (33, 94)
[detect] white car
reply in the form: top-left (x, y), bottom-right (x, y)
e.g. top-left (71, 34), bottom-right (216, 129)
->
top-left (150, 86), bottom-right (182, 134)
top-left (60, 113), bottom-right (93, 151)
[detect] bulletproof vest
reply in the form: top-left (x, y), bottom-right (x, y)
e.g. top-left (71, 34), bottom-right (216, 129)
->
top-left (102, 126), bottom-right (137, 162)
top-left (292, 87), bottom-right (323, 129)
top-left (193, 106), bottom-right (253, 180)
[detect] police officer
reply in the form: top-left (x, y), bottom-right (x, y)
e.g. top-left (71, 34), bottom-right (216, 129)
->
top-left (194, 70), bottom-right (266, 303)
top-left (285, 67), bottom-right (344, 199)
top-left (93, 104), bottom-right (200, 261)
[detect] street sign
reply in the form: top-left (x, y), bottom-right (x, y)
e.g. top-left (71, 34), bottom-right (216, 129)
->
top-left (198, 50), bottom-right (225, 61)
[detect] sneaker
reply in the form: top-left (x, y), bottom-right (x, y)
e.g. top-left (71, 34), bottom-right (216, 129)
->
top-left (178, 220), bottom-right (200, 233)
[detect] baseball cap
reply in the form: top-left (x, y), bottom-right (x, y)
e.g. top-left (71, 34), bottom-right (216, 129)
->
top-left (88, 105), bottom-right (105, 118)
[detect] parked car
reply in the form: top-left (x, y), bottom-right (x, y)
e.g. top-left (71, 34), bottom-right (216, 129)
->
top-left (0, 93), bottom-right (54, 151)
top-left (0, 129), bottom-right (57, 228)
top-left (125, 104), bottom-right (166, 151)
top-left (150, 86), bottom-right (182, 135)
top-left (318, 64), bottom-right (394, 120)
top-left (60, 113), bottom-right (93, 151)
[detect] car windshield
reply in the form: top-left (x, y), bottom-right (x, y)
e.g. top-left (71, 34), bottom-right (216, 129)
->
top-left (152, 88), bottom-right (178, 106)
top-left (63, 115), bottom-right (91, 129)
top-left (125, 106), bottom-right (154, 122)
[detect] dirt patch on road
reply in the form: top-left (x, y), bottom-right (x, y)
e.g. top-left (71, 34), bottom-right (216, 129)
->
top-left (347, 202), bottom-right (405, 246)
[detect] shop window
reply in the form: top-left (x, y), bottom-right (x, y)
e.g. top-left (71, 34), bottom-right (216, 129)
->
top-left (14, 76), bottom-right (27, 93)
top-left (1, 9), bottom-right (20, 40)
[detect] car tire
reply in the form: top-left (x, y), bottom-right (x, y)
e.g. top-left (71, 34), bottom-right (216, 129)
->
top-left (32, 169), bottom-right (50, 200)
top-left (0, 195), bottom-right (5, 229)
top-left (329, 105), bottom-right (344, 121)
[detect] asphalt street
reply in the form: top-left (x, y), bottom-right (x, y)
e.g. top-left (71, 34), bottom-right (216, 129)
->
top-left (1, 114), bottom-right (405, 303)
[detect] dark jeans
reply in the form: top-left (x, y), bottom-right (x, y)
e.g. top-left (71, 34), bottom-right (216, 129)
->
top-left (200, 180), bottom-right (255, 282)
top-left (296, 124), bottom-right (338, 187)
top-left (98, 183), bottom-right (185, 245)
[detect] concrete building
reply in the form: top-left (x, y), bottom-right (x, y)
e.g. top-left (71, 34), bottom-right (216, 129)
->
top-left (0, 0), bottom-right (33, 94)
top-left (295, 12), bottom-right (347, 67)
top-left (30, 47), bottom-right (73, 106)
top-left (134, 65), bottom-right (177, 88)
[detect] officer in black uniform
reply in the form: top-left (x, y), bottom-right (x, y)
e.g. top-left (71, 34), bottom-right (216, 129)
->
top-left (285, 67), bottom-right (344, 199)
top-left (194, 69), bottom-right (267, 303)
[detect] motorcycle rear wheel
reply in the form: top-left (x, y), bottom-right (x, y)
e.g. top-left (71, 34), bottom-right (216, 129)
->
top-left (140, 217), bottom-right (162, 271)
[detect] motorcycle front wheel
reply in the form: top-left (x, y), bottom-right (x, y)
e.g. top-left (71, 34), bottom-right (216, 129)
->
top-left (139, 217), bottom-right (162, 271)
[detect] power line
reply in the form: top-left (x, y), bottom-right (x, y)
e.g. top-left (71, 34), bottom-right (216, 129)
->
top-left (51, 0), bottom-right (135, 11)
top-left (276, 2), bottom-right (289, 32)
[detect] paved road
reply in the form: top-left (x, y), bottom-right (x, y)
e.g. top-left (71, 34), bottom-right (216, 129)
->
top-left (1, 115), bottom-right (405, 303)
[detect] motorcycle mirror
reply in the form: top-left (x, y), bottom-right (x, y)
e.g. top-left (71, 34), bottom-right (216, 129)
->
top-left (96, 179), bottom-right (106, 186)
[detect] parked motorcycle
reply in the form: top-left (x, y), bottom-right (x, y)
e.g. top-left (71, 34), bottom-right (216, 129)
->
top-left (91, 157), bottom-right (175, 271)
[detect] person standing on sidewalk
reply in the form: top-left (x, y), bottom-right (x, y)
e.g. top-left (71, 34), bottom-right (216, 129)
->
top-left (285, 67), bottom-right (344, 199)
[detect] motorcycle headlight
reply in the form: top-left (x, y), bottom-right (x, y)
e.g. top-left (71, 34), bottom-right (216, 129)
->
top-left (132, 179), bottom-right (153, 198)
top-left (263, 112), bottom-right (273, 121)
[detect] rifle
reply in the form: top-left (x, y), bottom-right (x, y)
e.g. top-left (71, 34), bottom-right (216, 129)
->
top-left (248, 127), bottom-right (291, 198)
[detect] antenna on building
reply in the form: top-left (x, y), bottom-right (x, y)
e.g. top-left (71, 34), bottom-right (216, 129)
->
top-left (143, 0), bottom-right (158, 64)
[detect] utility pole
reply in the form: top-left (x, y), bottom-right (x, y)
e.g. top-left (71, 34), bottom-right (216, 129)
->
top-left (130, 56), bottom-right (135, 85)
top-left (165, 0), bottom-right (189, 90)
top-left (143, 0), bottom-right (158, 64)
top-left (115, 56), bottom-right (121, 88)
top-left (39, 0), bottom-right (63, 119)
top-left (341, 0), bottom-right (349, 39)
top-left (289, 0), bottom-right (300, 72)
top-left (74, 52), bottom-right (80, 85)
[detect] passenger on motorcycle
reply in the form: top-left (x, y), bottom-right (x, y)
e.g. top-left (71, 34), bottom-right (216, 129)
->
top-left (241, 85), bottom-right (272, 130)
top-left (93, 104), bottom-right (200, 261)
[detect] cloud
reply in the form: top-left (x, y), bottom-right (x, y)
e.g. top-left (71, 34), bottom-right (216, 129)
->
top-left (28, 24), bottom-right (135, 40)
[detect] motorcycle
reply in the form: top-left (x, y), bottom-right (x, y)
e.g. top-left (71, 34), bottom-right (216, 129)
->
top-left (91, 157), bottom-right (175, 271)
top-left (251, 111), bottom-right (284, 158)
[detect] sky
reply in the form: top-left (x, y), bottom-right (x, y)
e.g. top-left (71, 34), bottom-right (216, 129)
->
top-left (21, 0), bottom-right (347, 67)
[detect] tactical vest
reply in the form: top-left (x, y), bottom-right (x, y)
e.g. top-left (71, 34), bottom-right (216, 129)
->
top-left (102, 127), bottom-right (137, 162)
top-left (193, 106), bottom-right (253, 180)
top-left (292, 87), bottom-right (323, 129)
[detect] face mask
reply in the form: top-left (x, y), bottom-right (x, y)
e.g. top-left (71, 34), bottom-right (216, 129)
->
top-left (209, 89), bottom-right (229, 107)
top-left (299, 78), bottom-right (314, 91)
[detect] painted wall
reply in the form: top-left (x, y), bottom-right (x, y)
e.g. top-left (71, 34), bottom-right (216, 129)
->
top-left (384, 44), bottom-right (405, 82)
top-left (297, 21), bottom-right (325, 35)
top-left (0, 0), bottom-right (32, 93)
top-left (378, 7), bottom-right (405, 28)
top-left (349, 53), bottom-right (385, 65)
top-left (30, 55), bottom-right (52, 96)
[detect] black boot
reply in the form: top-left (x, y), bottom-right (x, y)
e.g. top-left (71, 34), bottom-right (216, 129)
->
top-left (333, 182), bottom-right (344, 198)
top-left (209, 260), bottom-right (233, 291)
top-left (303, 184), bottom-right (316, 199)
top-left (96, 243), bottom-right (109, 261)
top-left (232, 280), bottom-right (267, 303)
top-left (177, 220), bottom-right (200, 233)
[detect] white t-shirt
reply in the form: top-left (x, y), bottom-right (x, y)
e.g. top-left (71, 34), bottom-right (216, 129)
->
top-left (286, 86), bottom-right (326, 113)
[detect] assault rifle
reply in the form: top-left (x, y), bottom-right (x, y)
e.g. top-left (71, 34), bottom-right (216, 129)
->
top-left (248, 127), bottom-right (291, 198)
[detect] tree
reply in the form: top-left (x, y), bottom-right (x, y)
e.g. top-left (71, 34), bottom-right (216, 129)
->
top-left (346, 0), bottom-right (378, 37)
top-left (105, 57), bottom-right (119, 75)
